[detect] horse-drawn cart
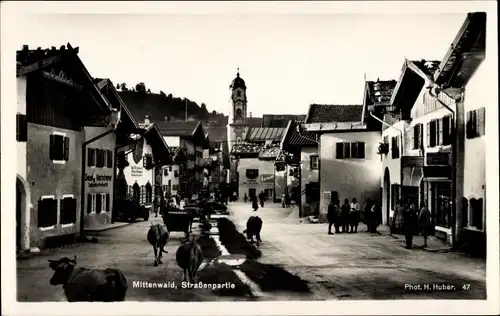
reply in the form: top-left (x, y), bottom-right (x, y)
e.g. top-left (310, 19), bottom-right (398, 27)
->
top-left (162, 207), bottom-right (198, 238)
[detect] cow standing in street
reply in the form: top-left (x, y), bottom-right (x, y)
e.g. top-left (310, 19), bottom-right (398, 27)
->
top-left (243, 216), bottom-right (263, 246)
top-left (147, 223), bottom-right (170, 266)
top-left (176, 237), bottom-right (204, 283)
top-left (48, 256), bottom-right (128, 302)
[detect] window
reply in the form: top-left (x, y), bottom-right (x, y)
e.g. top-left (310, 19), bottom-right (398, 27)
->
top-left (246, 169), bottom-right (259, 179)
top-left (169, 166), bottom-right (173, 172)
top-left (163, 168), bottom-right (169, 176)
top-left (441, 116), bottom-right (452, 146)
top-left (60, 195), bottom-right (77, 225)
top-left (236, 90), bottom-right (242, 97)
top-left (96, 149), bottom-right (105, 168)
top-left (174, 170), bottom-right (179, 178)
top-left (336, 142), bottom-right (365, 159)
top-left (310, 155), bottom-right (319, 170)
top-left (466, 107), bottom-right (485, 139)
top-left (143, 154), bottom-right (154, 169)
top-left (88, 148), bottom-right (96, 167)
top-left (50, 133), bottom-right (69, 162)
top-left (16, 113), bottom-right (27, 142)
top-left (469, 198), bottom-right (484, 230)
top-left (87, 193), bottom-right (96, 214)
top-left (412, 124), bottom-right (423, 150)
top-left (95, 193), bottom-right (102, 214)
top-left (38, 196), bottom-right (57, 229)
top-left (391, 136), bottom-right (400, 159)
top-left (98, 193), bottom-right (110, 213)
top-left (168, 180), bottom-right (172, 189)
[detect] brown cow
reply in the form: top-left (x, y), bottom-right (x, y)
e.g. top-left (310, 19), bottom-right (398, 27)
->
top-left (147, 223), bottom-right (170, 266)
top-left (48, 256), bottom-right (128, 302)
top-left (175, 236), bottom-right (204, 283)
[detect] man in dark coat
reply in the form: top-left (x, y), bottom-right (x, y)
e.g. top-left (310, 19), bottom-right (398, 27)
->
top-left (251, 195), bottom-right (259, 211)
top-left (403, 203), bottom-right (418, 249)
top-left (340, 199), bottom-right (350, 233)
top-left (258, 191), bottom-right (265, 208)
top-left (327, 199), bottom-right (341, 235)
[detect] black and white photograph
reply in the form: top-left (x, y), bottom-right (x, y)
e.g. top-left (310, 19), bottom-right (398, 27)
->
top-left (1, 1), bottom-right (498, 315)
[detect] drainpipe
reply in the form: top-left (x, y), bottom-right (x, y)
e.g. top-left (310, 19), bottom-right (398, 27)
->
top-left (427, 85), bottom-right (463, 250)
top-left (79, 129), bottom-right (115, 239)
top-left (369, 111), bottom-right (404, 203)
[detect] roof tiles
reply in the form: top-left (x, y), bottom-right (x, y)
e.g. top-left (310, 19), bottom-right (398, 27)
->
top-left (305, 104), bottom-right (364, 124)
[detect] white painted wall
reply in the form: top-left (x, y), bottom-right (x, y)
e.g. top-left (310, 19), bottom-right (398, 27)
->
top-left (123, 137), bottom-right (154, 188)
top-left (163, 136), bottom-right (180, 147)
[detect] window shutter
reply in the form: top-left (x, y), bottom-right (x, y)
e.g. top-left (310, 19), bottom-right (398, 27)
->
top-left (478, 107), bottom-right (485, 136)
top-left (87, 194), bottom-right (92, 214)
top-left (425, 122), bottom-right (430, 147)
top-left (49, 134), bottom-right (56, 160)
top-left (466, 111), bottom-right (472, 139)
top-left (358, 142), bottom-right (365, 159)
top-left (63, 137), bottom-right (70, 161)
top-left (335, 142), bottom-right (343, 159)
top-left (106, 194), bottom-right (110, 212)
top-left (411, 126), bottom-right (415, 149)
top-left (351, 142), bottom-right (358, 158)
top-left (344, 143), bottom-right (351, 159)
top-left (477, 198), bottom-right (484, 230)
top-left (438, 118), bottom-right (443, 146)
top-left (462, 197), bottom-right (469, 227)
top-left (16, 114), bottom-right (28, 142)
top-left (107, 150), bottom-right (113, 168)
top-left (309, 157), bottom-right (313, 170)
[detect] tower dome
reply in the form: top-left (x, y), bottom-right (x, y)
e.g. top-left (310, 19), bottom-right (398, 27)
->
top-left (230, 69), bottom-right (246, 90)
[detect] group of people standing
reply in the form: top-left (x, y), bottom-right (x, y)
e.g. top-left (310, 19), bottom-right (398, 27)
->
top-left (243, 191), bottom-right (267, 211)
top-left (392, 200), bottom-right (432, 249)
top-left (327, 198), bottom-right (382, 235)
top-left (281, 192), bottom-right (292, 208)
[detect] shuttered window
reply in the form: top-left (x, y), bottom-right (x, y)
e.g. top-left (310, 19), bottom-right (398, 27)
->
top-left (343, 143), bottom-right (351, 159)
top-left (428, 120), bottom-right (437, 147)
top-left (469, 198), bottom-right (484, 230)
top-left (442, 116), bottom-right (452, 146)
top-left (50, 134), bottom-right (69, 161)
top-left (96, 149), bottom-right (105, 168)
top-left (60, 196), bottom-right (77, 224)
top-left (466, 107), bottom-right (485, 139)
top-left (336, 142), bottom-right (365, 159)
top-left (310, 155), bottom-right (319, 170)
top-left (16, 113), bottom-right (28, 142)
top-left (88, 148), bottom-right (96, 167)
top-left (38, 197), bottom-right (57, 228)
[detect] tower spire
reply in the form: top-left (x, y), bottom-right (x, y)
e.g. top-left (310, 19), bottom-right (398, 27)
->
top-left (237, 67), bottom-right (240, 76)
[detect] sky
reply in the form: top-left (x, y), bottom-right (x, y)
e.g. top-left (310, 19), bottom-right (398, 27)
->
top-left (14, 12), bottom-right (468, 117)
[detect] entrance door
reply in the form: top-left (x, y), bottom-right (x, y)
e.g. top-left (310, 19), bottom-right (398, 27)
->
top-left (16, 181), bottom-right (22, 251)
top-left (248, 188), bottom-right (256, 198)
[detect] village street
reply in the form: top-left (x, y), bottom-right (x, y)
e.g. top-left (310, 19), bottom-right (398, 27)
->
top-left (16, 203), bottom-right (486, 302)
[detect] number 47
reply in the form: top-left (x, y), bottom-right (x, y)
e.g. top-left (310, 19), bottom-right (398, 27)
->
top-left (462, 284), bottom-right (471, 290)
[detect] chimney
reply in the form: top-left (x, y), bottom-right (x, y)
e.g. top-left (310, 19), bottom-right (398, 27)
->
top-left (22, 45), bottom-right (29, 51)
top-left (144, 114), bottom-right (152, 126)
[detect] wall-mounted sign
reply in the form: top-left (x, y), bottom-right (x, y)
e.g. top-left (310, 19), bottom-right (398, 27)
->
top-left (85, 173), bottom-right (112, 188)
top-left (131, 165), bottom-right (143, 177)
top-left (242, 179), bottom-right (258, 185)
top-left (261, 174), bottom-right (274, 183)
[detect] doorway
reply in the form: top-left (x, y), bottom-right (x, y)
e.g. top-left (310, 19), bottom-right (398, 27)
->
top-left (16, 181), bottom-right (22, 251)
top-left (248, 188), bottom-right (256, 198)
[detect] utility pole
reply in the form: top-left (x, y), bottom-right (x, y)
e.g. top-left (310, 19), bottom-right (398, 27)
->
top-left (185, 99), bottom-right (188, 122)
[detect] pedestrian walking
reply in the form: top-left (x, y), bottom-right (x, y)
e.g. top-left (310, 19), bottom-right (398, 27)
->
top-left (341, 199), bottom-right (350, 233)
top-left (251, 195), bottom-right (259, 211)
top-left (244, 193), bottom-right (248, 203)
top-left (259, 191), bottom-right (265, 208)
top-left (153, 196), bottom-right (159, 217)
top-left (370, 202), bottom-right (381, 233)
top-left (281, 193), bottom-right (286, 208)
top-left (349, 198), bottom-right (360, 233)
top-left (403, 202), bottom-right (418, 249)
top-left (418, 202), bottom-right (432, 248)
top-left (364, 199), bottom-right (373, 232)
top-left (327, 199), bottom-right (341, 235)
top-left (391, 199), bottom-right (405, 234)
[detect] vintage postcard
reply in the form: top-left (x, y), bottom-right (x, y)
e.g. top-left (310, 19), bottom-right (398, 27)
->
top-left (1, 1), bottom-right (498, 315)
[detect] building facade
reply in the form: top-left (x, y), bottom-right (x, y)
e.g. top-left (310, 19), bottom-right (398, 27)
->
top-left (16, 44), bottom-right (113, 250)
top-left (304, 104), bottom-right (383, 222)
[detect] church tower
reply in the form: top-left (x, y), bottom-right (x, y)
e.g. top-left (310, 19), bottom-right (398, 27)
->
top-left (228, 69), bottom-right (248, 146)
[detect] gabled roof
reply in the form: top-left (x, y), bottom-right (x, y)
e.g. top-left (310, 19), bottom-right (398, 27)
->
top-left (16, 43), bottom-right (111, 114)
top-left (305, 104), bottom-right (364, 124)
top-left (246, 127), bottom-right (286, 143)
top-left (156, 120), bottom-right (201, 137)
top-left (141, 123), bottom-right (172, 166)
top-left (411, 60), bottom-right (441, 78)
top-left (262, 114), bottom-right (307, 127)
top-left (364, 80), bottom-right (398, 106)
top-left (281, 120), bottom-right (318, 149)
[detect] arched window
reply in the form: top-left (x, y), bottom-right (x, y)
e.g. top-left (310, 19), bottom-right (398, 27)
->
top-left (235, 108), bottom-right (242, 118)
top-left (132, 183), bottom-right (140, 200)
top-left (145, 182), bottom-right (153, 204)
